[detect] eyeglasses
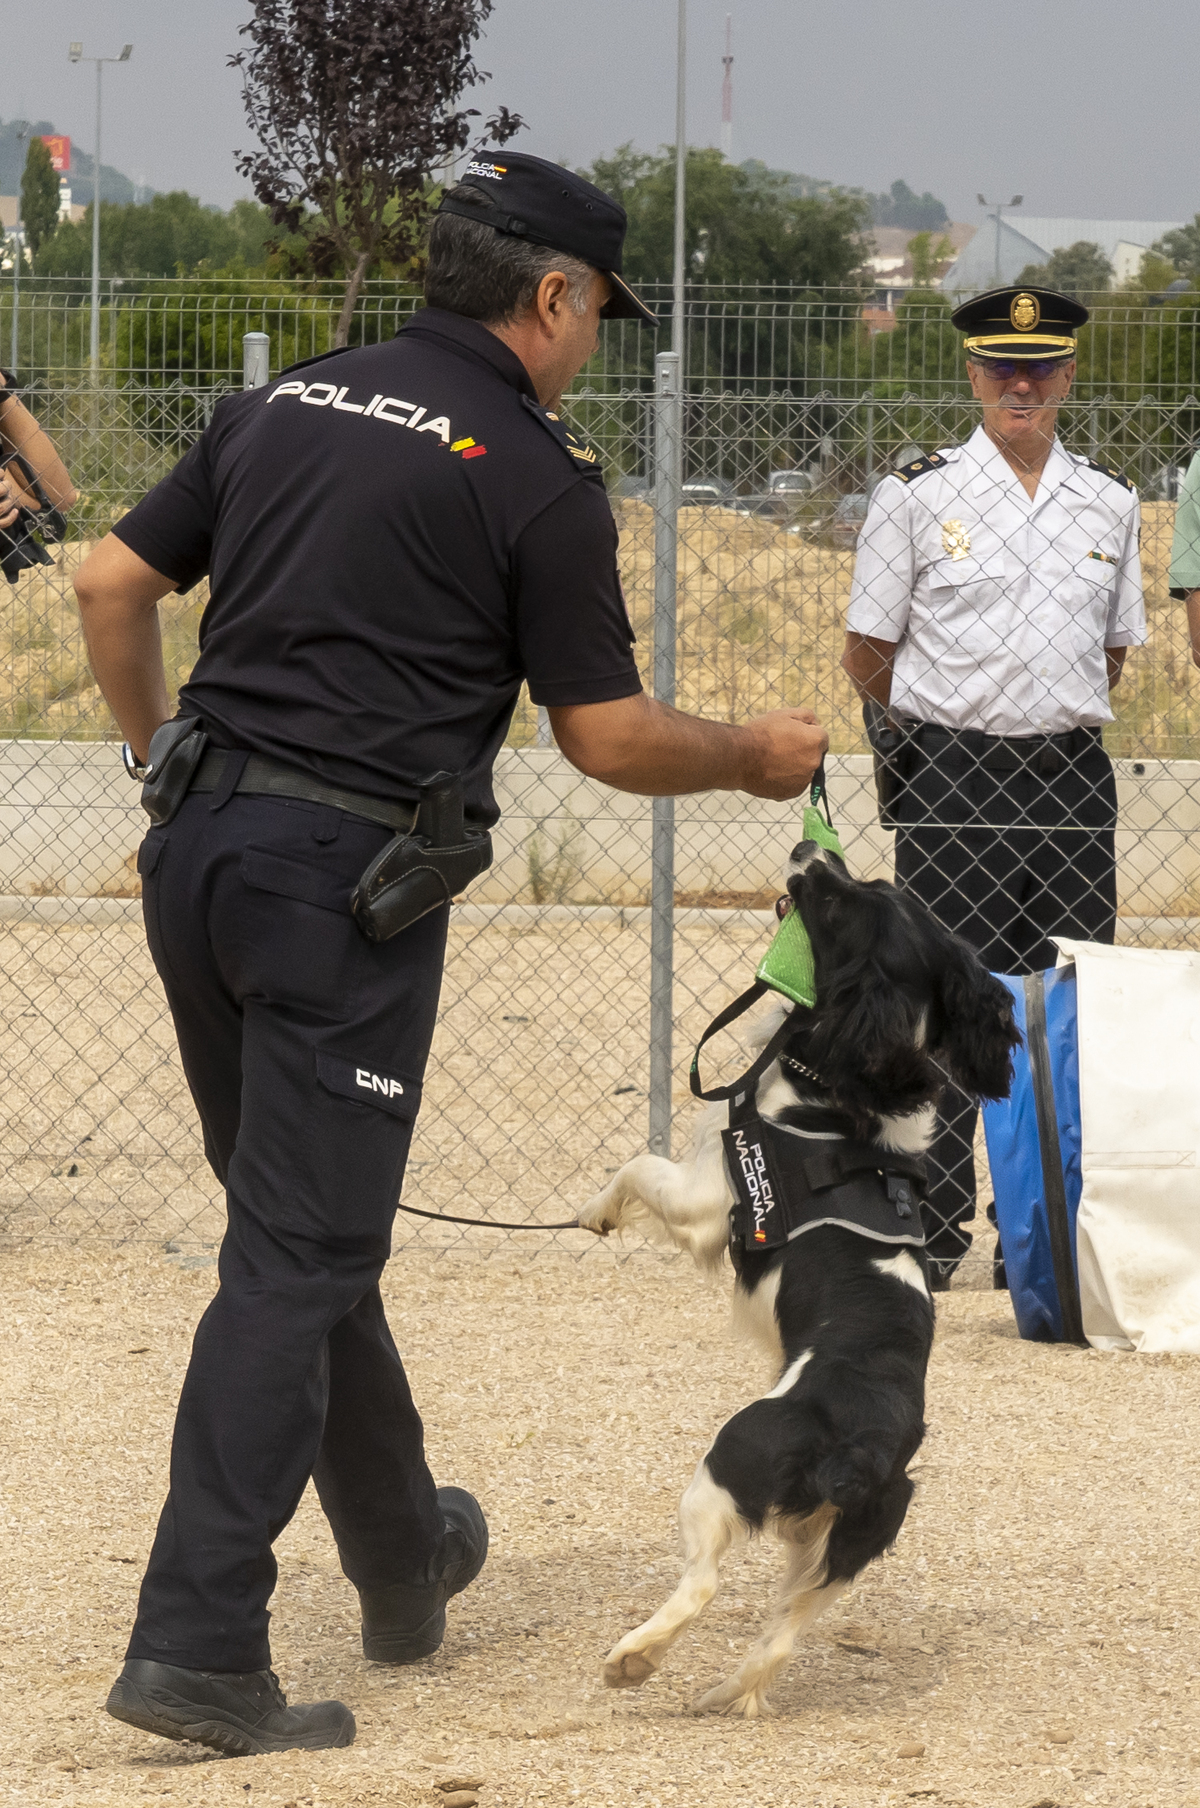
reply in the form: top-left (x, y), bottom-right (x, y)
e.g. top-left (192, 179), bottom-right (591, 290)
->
top-left (978, 358), bottom-right (1073, 382)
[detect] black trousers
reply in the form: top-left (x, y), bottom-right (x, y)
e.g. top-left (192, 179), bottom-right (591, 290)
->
top-left (892, 726), bottom-right (1117, 1273)
top-left (127, 791), bottom-right (449, 1672)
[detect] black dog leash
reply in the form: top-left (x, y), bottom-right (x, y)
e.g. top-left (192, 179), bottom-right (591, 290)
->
top-left (401, 764), bottom-right (837, 1231)
top-left (395, 1203), bottom-right (582, 1231)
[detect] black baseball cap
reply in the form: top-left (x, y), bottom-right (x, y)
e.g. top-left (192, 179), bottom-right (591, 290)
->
top-left (437, 150), bottom-right (658, 327)
top-left (951, 284), bottom-right (1088, 360)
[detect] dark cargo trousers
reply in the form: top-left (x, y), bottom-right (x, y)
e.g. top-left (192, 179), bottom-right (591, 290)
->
top-left (892, 725), bottom-right (1117, 1277)
top-left (126, 790), bottom-right (448, 1672)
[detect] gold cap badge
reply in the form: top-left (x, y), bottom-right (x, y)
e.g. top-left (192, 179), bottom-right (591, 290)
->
top-left (941, 519), bottom-right (971, 561)
top-left (1010, 292), bottom-right (1040, 332)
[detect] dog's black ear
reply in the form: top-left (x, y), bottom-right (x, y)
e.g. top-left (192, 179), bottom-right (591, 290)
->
top-left (805, 959), bottom-right (942, 1125)
top-left (929, 933), bottom-right (1020, 1101)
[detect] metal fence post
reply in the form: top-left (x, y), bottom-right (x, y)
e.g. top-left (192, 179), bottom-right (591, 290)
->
top-left (649, 350), bottom-right (682, 1159)
top-left (242, 331), bottom-right (270, 390)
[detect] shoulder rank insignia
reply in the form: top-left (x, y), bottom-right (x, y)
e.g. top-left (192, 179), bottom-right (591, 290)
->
top-left (1085, 457), bottom-right (1135, 491)
top-left (564, 430), bottom-right (598, 465)
top-left (892, 452), bottom-right (946, 484)
top-left (522, 395), bottom-right (604, 480)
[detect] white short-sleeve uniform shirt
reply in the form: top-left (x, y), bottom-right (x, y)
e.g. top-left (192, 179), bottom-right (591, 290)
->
top-left (845, 423), bottom-right (1146, 737)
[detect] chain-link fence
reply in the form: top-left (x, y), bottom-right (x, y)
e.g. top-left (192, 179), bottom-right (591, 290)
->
top-left (1, 281), bottom-right (1198, 1280)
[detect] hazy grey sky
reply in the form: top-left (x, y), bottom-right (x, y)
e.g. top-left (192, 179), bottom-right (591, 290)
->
top-left (8, 0), bottom-right (1200, 228)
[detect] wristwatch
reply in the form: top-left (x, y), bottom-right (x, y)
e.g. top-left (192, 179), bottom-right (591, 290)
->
top-left (122, 742), bottom-right (148, 781)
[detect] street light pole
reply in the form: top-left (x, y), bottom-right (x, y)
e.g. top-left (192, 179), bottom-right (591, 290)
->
top-left (977, 192), bottom-right (1023, 286)
top-left (672, 0), bottom-right (686, 355)
top-left (68, 41), bottom-right (133, 374)
top-left (649, 0), bottom-right (687, 1161)
top-left (10, 121), bottom-right (28, 371)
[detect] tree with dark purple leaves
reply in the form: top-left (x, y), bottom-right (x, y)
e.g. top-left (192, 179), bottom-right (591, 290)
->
top-left (230, 0), bottom-right (524, 347)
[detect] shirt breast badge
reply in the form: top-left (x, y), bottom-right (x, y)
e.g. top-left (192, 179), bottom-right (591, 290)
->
top-left (941, 519), bottom-right (971, 561)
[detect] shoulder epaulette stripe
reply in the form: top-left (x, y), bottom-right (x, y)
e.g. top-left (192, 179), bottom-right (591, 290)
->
top-left (892, 452), bottom-right (946, 483)
top-left (1085, 457), bottom-right (1135, 492)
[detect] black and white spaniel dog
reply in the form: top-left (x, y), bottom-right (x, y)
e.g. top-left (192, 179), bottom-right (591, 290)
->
top-left (578, 840), bottom-right (1018, 1715)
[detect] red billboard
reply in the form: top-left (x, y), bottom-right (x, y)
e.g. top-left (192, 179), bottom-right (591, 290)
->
top-left (40, 136), bottom-right (71, 174)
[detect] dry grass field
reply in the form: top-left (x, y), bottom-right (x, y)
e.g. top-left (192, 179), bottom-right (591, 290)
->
top-left (5, 499), bottom-right (1194, 757)
top-left (1, 1244), bottom-right (1198, 1808)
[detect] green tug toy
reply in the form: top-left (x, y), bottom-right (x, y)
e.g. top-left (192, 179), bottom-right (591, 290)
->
top-left (754, 779), bottom-right (846, 1011)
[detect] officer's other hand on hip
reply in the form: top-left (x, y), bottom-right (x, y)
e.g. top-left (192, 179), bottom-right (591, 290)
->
top-left (549, 692), bottom-right (828, 802)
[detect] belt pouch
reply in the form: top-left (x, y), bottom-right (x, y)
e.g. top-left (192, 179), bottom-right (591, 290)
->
top-left (350, 772), bottom-right (493, 943)
top-left (140, 718), bottom-right (209, 826)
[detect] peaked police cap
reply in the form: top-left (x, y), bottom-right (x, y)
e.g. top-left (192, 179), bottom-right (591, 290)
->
top-left (436, 150), bottom-right (658, 326)
top-left (950, 284), bottom-right (1088, 360)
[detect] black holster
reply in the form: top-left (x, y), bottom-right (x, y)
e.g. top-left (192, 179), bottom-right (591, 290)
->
top-left (140, 717), bottom-right (210, 825)
top-left (863, 697), bottom-right (914, 830)
top-left (350, 772), bottom-right (492, 943)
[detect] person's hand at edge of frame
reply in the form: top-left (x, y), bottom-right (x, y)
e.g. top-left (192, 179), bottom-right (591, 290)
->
top-left (737, 706), bottom-right (829, 802)
top-left (1186, 592), bottom-right (1200, 670)
top-left (0, 471), bottom-right (18, 533)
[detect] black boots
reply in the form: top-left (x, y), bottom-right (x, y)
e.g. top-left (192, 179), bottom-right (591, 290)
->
top-left (359, 1486), bottom-right (489, 1663)
top-left (105, 1661), bottom-right (355, 1755)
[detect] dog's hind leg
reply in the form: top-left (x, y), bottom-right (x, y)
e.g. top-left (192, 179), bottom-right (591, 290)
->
top-left (602, 1460), bottom-right (744, 1689)
top-left (693, 1504), bottom-right (846, 1718)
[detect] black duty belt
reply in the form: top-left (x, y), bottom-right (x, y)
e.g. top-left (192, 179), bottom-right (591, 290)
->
top-left (189, 750), bottom-right (419, 833)
top-left (913, 721), bottom-right (1102, 776)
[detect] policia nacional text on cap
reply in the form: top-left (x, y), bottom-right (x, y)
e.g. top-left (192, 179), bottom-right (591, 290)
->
top-left (71, 151), bottom-right (828, 1756)
top-left (842, 285), bottom-right (1145, 1289)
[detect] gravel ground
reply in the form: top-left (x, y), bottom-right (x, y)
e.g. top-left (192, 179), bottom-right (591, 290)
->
top-left (2, 1241), bottom-right (1198, 1808)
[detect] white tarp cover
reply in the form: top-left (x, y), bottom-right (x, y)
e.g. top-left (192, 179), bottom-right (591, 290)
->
top-left (1055, 937), bottom-right (1200, 1352)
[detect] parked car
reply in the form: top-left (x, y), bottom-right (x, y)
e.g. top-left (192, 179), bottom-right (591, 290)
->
top-left (765, 468), bottom-right (817, 495)
top-left (742, 467), bottom-right (820, 524)
top-left (680, 475), bottom-right (738, 507)
top-left (827, 492), bottom-right (870, 549)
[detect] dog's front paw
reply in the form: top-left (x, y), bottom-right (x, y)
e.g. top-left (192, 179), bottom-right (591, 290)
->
top-left (602, 1646), bottom-right (658, 1689)
top-left (577, 1189), bottom-right (623, 1237)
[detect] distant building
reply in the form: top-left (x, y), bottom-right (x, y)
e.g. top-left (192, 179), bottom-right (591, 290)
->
top-left (940, 217), bottom-right (1184, 293)
top-left (0, 193), bottom-right (86, 233)
top-left (862, 223), bottom-right (978, 315)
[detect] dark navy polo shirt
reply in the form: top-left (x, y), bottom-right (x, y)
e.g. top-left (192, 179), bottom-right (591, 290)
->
top-left (112, 307), bottom-right (641, 825)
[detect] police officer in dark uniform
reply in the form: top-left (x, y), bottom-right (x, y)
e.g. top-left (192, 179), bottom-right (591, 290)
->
top-left (74, 151), bottom-right (828, 1755)
top-left (842, 285), bottom-right (1145, 1287)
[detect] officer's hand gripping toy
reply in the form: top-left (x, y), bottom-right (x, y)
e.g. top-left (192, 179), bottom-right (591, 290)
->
top-left (0, 448), bottom-right (69, 587)
top-left (350, 772), bottom-right (493, 942)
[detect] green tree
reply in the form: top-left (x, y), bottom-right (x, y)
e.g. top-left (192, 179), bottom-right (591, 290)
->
top-left (1015, 240), bottom-right (1113, 296)
top-left (585, 145), bottom-right (869, 288)
top-left (1153, 215), bottom-right (1200, 281)
top-left (1134, 250), bottom-right (1181, 293)
top-left (231, 0), bottom-right (523, 347)
top-left (36, 193), bottom-right (276, 278)
top-left (907, 231), bottom-right (953, 286)
top-left (872, 180), bottom-right (949, 231)
top-left (21, 136), bottom-right (61, 259)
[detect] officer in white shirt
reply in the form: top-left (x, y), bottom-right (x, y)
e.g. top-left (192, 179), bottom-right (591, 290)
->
top-left (841, 285), bottom-right (1146, 1287)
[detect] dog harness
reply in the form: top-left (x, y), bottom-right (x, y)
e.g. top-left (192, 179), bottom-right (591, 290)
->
top-left (720, 1089), bottom-right (927, 1254)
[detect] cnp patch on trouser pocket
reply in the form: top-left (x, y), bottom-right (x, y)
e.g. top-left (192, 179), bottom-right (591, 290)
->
top-left (316, 1052), bottom-right (419, 1122)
